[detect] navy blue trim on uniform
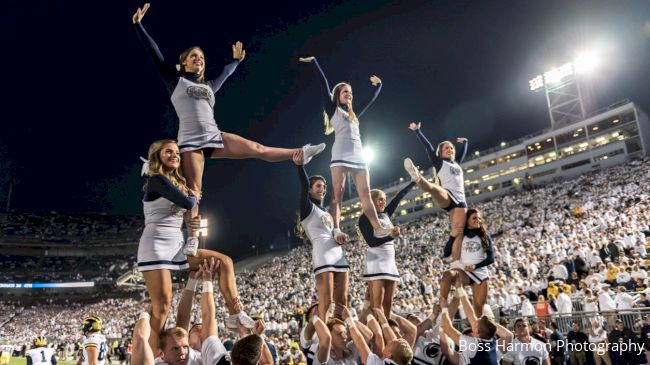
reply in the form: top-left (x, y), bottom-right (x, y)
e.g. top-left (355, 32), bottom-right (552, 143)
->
top-left (313, 264), bottom-right (349, 272)
top-left (138, 259), bottom-right (188, 267)
top-left (330, 159), bottom-right (367, 167)
top-left (363, 272), bottom-right (401, 278)
top-left (465, 270), bottom-right (489, 284)
top-left (179, 139), bottom-right (224, 149)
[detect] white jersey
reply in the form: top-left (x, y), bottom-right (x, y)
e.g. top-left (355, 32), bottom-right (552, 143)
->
top-left (82, 333), bottom-right (108, 365)
top-left (26, 347), bottom-right (56, 365)
top-left (0, 345), bottom-right (11, 355)
top-left (412, 326), bottom-right (453, 365)
top-left (300, 327), bottom-right (357, 365)
top-left (438, 160), bottom-right (465, 203)
top-left (154, 348), bottom-right (202, 365)
top-left (301, 204), bottom-right (335, 244)
top-left (501, 338), bottom-right (549, 365)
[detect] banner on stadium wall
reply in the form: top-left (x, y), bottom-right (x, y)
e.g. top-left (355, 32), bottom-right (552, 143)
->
top-left (0, 282), bottom-right (95, 288)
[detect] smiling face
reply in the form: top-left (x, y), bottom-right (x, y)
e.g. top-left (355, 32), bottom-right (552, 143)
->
top-left (371, 190), bottom-right (387, 213)
top-left (437, 141), bottom-right (456, 160)
top-left (308, 177), bottom-right (327, 202)
top-left (334, 83), bottom-right (353, 106)
top-left (467, 211), bottom-right (483, 229)
top-left (159, 142), bottom-right (181, 171)
top-left (181, 47), bottom-right (205, 74)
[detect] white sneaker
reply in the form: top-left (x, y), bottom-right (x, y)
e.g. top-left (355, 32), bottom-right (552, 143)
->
top-left (183, 236), bottom-right (199, 256)
top-left (302, 143), bottom-right (326, 165)
top-left (403, 158), bottom-right (421, 182)
top-left (225, 311), bottom-right (256, 329)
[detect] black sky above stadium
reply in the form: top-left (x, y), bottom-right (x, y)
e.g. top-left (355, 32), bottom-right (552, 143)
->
top-left (1, 0), bottom-right (649, 259)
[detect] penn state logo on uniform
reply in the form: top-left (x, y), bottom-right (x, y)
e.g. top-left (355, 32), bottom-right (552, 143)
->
top-left (321, 213), bottom-right (334, 231)
top-left (523, 357), bottom-right (541, 365)
top-left (186, 85), bottom-right (214, 103)
top-left (464, 239), bottom-right (482, 253)
top-left (423, 343), bottom-right (440, 359)
top-left (449, 164), bottom-right (462, 176)
top-left (170, 204), bottom-right (186, 218)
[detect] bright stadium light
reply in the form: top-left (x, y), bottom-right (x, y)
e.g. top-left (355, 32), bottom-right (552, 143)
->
top-left (363, 147), bottom-right (375, 164)
top-left (574, 51), bottom-right (600, 74)
top-left (198, 218), bottom-right (208, 238)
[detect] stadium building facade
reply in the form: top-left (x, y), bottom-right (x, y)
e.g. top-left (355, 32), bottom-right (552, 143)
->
top-left (339, 100), bottom-right (650, 232)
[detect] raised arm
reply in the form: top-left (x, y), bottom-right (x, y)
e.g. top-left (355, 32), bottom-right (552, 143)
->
top-left (409, 122), bottom-right (443, 168)
top-left (147, 175), bottom-right (197, 209)
top-left (456, 284), bottom-right (479, 333)
top-left (302, 308), bottom-right (331, 363)
top-left (439, 308), bottom-right (462, 346)
top-left (356, 76), bottom-right (383, 118)
top-left (385, 182), bottom-right (416, 216)
top-left (456, 138), bottom-right (469, 163)
top-left (176, 271), bottom-right (200, 330)
top-left (293, 150), bottom-right (313, 220)
top-left (199, 258), bottom-right (220, 341)
top-left (251, 320), bottom-right (275, 365)
top-left (132, 4), bottom-right (177, 88)
top-left (358, 214), bottom-right (396, 247)
top-left (300, 57), bottom-right (336, 116)
top-left (207, 41), bottom-right (244, 93)
top-left (390, 313), bottom-right (417, 348)
top-left (372, 308), bottom-right (397, 344)
top-left (343, 307), bottom-right (374, 365)
top-left (365, 314), bottom-right (385, 356)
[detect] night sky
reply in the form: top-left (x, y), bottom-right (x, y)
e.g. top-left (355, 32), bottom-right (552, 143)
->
top-left (1, 0), bottom-right (649, 258)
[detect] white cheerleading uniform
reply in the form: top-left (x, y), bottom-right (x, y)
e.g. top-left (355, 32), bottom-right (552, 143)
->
top-left (137, 196), bottom-right (189, 272)
top-left (134, 22), bottom-right (239, 154)
top-left (82, 333), bottom-right (107, 365)
top-left (330, 108), bottom-right (366, 169)
top-left (364, 214), bottom-right (399, 282)
top-left (26, 347), bottom-right (56, 365)
top-left (308, 58), bottom-right (381, 170)
top-left (302, 205), bottom-right (349, 275)
top-left (459, 233), bottom-right (490, 284)
top-left (438, 160), bottom-right (466, 207)
top-left (358, 182), bottom-right (415, 282)
top-left (172, 77), bottom-right (225, 153)
top-left (501, 338), bottom-right (549, 365)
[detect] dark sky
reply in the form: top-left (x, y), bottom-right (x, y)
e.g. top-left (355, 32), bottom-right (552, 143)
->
top-left (1, 0), bottom-right (649, 258)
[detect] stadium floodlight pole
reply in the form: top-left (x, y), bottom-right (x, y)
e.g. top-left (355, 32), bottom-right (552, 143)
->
top-left (528, 51), bottom-right (600, 127)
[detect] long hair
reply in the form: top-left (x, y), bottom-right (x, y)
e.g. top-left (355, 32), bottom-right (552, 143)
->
top-left (436, 140), bottom-right (455, 161)
top-left (323, 82), bottom-right (357, 135)
top-left (466, 208), bottom-right (490, 251)
top-left (142, 139), bottom-right (190, 196)
top-left (295, 176), bottom-right (327, 240)
top-left (178, 46), bottom-right (206, 83)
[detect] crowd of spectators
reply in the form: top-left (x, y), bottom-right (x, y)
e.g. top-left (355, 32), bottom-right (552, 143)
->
top-left (0, 157), bottom-right (649, 364)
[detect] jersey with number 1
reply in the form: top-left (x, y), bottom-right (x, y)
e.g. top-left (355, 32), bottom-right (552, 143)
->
top-left (82, 333), bottom-right (107, 365)
top-left (26, 346), bottom-right (56, 365)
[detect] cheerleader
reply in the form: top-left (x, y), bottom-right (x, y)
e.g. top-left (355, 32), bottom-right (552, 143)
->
top-left (357, 181), bottom-right (416, 316)
top-left (133, 4), bottom-right (325, 256)
top-left (293, 150), bottom-right (349, 321)
top-left (299, 56), bottom-right (391, 241)
top-left (438, 209), bottom-right (494, 315)
top-left (138, 139), bottom-right (254, 353)
top-left (404, 122), bottom-right (468, 265)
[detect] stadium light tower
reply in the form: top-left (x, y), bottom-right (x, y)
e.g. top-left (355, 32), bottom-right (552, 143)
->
top-left (529, 50), bottom-right (602, 127)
